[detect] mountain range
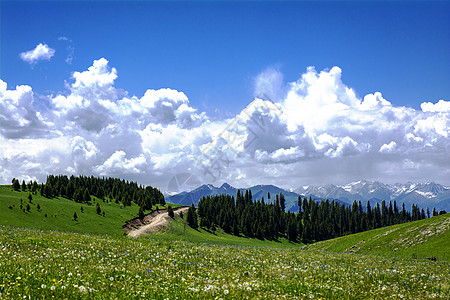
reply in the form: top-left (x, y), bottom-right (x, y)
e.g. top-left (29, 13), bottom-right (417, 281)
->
top-left (295, 180), bottom-right (450, 212)
top-left (166, 180), bottom-right (450, 212)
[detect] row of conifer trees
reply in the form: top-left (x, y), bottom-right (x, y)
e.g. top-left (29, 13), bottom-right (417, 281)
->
top-left (195, 189), bottom-right (439, 243)
top-left (12, 175), bottom-right (165, 209)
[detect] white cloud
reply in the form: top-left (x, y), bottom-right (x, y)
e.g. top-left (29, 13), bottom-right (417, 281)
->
top-left (253, 67), bottom-right (285, 102)
top-left (20, 43), bottom-right (55, 64)
top-left (96, 151), bottom-right (147, 174)
top-left (0, 60), bottom-right (449, 191)
top-left (379, 141), bottom-right (397, 153)
top-left (421, 100), bottom-right (450, 113)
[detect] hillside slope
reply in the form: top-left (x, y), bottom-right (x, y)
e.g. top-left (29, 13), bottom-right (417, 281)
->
top-left (304, 213), bottom-right (450, 261)
top-left (0, 185), bottom-right (168, 236)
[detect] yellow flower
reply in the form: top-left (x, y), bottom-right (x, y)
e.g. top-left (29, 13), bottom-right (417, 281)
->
top-left (16, 277), bottom-right (21, 280)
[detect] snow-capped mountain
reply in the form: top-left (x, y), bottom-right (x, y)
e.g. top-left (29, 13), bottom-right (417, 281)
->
top-left (296, 181), bottom-right (450, 211)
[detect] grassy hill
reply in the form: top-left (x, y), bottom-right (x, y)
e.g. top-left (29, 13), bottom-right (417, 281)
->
top-left (0, 185), bottom-right (170, 236)
top-left (0, 185), bottom-right (301, 248)
top-left (145, 211), bottom-right (300, 249)
top-left (304, 213), bottom-right (450, 261)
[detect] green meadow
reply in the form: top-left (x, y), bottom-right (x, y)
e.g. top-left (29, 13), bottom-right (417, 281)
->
top-left (0, 185), bottom-right (170, 236)
top-left (1, 185), bottom-right (449, 299)
top-left (304, 213), bottom-right (450, 262)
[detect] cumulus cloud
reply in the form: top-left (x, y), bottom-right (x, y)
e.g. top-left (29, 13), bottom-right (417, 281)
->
top-left (1, 59), bottom-right (449, 190)
top-left (0, 80), bottom-right (51, 138)
top-left (20, 43), bottom-right (55, 64)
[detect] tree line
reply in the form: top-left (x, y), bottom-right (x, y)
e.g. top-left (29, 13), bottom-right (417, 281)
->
top-left (11, 175), bottom-right (165, 210)
top-left (193, 189), bottom-right (441, 243)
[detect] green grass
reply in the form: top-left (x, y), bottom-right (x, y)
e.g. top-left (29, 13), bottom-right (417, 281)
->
top-left (304, 213), bottom-right (450, 262)
top-left (1, 225), bottom-right (448, 299)
top-left (144, 213), bottom-right (301, 249)
top-left (0, 185), bottom-right (176, 236)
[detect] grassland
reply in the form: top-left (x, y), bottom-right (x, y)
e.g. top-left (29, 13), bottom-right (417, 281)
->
top-left (0, 185), bottom-right (172, 236)
top-left (1, 225), bottom-right (449, 299)
top-left (1, 184), bottom-right (450, 298)
top-left (304, 213), bottom-right (450, 262)
top-left (145, 212), bottom-right (300, 248)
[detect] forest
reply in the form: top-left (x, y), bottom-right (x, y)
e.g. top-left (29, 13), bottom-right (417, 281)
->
top-left (11, 175), bottom-right (165, 211)
top-left (194, 189), bottom-right (438, 243)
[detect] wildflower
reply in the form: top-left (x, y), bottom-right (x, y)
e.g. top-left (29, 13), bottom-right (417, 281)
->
top-left (41, 284), bottom-right (46, 289)
top-left (78, 285), bottom-right (87, 293)
top-left (224, 289), bottom-right (229, 295)
top-left (51, 286), bottom-right (55, 290)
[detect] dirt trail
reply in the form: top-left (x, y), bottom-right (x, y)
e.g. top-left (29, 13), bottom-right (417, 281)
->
top-left (127, 206), bottom-right (189, 238)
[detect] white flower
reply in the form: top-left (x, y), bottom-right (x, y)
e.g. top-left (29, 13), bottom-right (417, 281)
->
top-left (224, 289), bottom-right (229, 295)
top-left (109, 276), bottom-right (114, 281)
top-left (41, 284), bottom-right (46, 289)
top-left (51, 286), bottom-right (55, 290)
top-left (78, 285), bottom-right (87, 293)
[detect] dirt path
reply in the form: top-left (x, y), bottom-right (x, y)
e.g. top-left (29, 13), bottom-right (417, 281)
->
top-left (128, 206), bottom-right (189, 238)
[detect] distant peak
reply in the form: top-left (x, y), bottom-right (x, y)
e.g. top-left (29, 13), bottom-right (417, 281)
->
top-left (220, 182), bottom-right (233, 189)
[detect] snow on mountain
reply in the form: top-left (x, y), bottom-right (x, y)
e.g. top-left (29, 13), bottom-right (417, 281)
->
top-left (296, 180), bottom-right (450, 211)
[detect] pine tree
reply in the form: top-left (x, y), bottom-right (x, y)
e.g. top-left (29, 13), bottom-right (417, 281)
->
top-left (13, 179), bottom-right (20, 191)
top-left (138, 207), bottom-right (145, 220)
top-left (73, 212), bottom-right (78, 221)
top-left (21, 180), bottom-right (27, 191)
top-left (26, 203), bottom-right (30, 212)
top-left (187, 204), bottom-right (198, 229)
top-left (83, 188), bottom-right (91, 203)
top-left (168, 205), bottom-right (174, 218)
top-left (37, 203), bottom-right (41, 211)
top-left (28, 193), bottom-right (33, 203)
top-left (96, 202), bottom-right (101, 215)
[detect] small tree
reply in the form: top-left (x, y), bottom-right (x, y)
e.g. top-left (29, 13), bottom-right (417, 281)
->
top-left (80, 206), bottom-right (84, 213)
top-left (26, 204), bottom-right (30, 212)
top-left (37, 203), bottom-right (41, 212)
top-left (138, 207), bottom-right (145, 220)
top-left (168, 205), bottom-right (174, 218)
top-left (73, 212), bottom-right (78, 221)
top-left (179, 211), bottom-right (184, 219)
top-left (96, 202), bottom-right (101, 215)
top-left (28, 193), bottom-right (33, 203)
top-left (13, 179), bottom-right (20, 191)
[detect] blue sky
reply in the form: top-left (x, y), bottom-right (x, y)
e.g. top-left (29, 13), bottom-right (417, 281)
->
top-left (1, 1), bottom-right (449, 191)
top-left (2, 1), bottom-right (449, 115)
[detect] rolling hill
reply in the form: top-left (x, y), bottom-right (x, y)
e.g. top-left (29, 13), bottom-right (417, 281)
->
top-left (303, 212), bottom-right (450, 261)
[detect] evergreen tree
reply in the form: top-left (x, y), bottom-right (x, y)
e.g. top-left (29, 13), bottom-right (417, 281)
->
top-left (138, 206), bottom-right (145, 220)
top-left (96, 202), bottom-right (101, 215)
top-left (26, 203), bottom-right (30, 212)
top-left (37, 203), bottom-right (41, 211)
top-left (21, 180), bottom-right (27, 191)
top-left (28, 193), bottom-right (33, 203)
top-left (287, 217), bottom-right (297, 242)
top-left (187, 204), bottom-right (198, 229)
top-left (83, 188), bottom-right (91, 203)
top-left (73, 212), bottom-right (78, 221)
top-left (168, 205), bottom-right (174, 218)
top-left (432, 207), bottom-right (438, 217)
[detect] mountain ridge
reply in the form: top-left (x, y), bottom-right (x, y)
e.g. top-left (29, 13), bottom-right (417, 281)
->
top-left (166, 180), bottom-right (450, 212)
